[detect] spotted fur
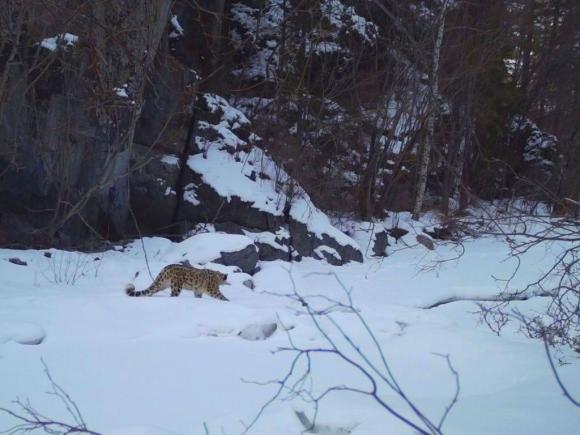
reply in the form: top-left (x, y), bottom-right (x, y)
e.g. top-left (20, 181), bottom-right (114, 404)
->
top-left (125, 264), bottom-right (229, 301)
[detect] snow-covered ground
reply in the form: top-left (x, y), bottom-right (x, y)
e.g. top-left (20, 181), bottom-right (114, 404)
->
top-left (0, 220), bottom-right (578, 434)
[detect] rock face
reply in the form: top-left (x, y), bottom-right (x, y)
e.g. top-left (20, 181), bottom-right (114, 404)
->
top-left (0, 2), bottom-right (364, 266)
top-left (129, 147), bottom-right (181, 235)
top-left (0, 1), bottom-right (174, 247)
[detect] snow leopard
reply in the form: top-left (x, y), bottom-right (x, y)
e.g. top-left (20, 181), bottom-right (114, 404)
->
top-left (125, 264), bottom-right (229, 300)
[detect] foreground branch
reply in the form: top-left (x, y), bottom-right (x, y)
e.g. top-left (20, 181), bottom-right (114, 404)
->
top-left (0, 359), bottom-right (101, 435)
top-left (243, 270), bottom-right (460, 435)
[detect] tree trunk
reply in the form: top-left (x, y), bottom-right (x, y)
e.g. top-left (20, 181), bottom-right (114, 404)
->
top-left (413, 1), bottom-right (448, 220)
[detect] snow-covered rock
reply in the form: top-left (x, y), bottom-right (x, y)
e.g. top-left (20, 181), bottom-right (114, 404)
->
top-left (131, 92), bottom-right (363, 265)
top-left (166, 233), bottom-right (258, 274)
top-left (238, 321), bottom-right (278, 341)
top-left (0, 322), bottom-right (46, 345)
top-left (242, 227), bottom-right (292, 261)
top-left (416, 233), bottom-right (435, 250)
top-left (170, 93), bottom-right (362, 264)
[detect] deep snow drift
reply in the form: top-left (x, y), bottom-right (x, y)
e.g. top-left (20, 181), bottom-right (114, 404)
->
top-left (0, 214), bottom-right (578, 435)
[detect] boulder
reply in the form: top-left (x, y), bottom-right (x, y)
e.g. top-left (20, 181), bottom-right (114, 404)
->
top-left (372, 230), bottom-right (390, 257)
top-left (387, 227), bottom-right (409, 243)
top-left (424, 225), bottom-right (457, 241)
top-left (215, 244), bottom-right (259, 274)
top-left (8, 258), bottom-right (28, 266)
top-left (416, 234), bottom-right (435, 250)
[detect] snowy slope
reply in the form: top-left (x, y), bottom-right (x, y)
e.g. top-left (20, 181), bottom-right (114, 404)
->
top-left (0, 226), bottom-right (579, 434)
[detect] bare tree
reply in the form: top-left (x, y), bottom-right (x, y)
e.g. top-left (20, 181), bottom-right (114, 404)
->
top-left (413, 0), bottom-right (449, 220)
top-left (475, 207), bottom-right (580, 350)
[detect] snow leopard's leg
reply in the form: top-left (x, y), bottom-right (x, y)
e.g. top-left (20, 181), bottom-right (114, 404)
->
top-left (208, 284), bottom-right (228, 301)
top-left (170, 280), bottom-right (182, 297)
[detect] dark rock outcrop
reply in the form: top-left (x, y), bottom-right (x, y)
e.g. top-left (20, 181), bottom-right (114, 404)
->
top-left (129, 147), bottom-right (181, 235)
top-left (0, 2), bottom-right (363, 266)
top-left (289, 221), bottom-right (363, 264)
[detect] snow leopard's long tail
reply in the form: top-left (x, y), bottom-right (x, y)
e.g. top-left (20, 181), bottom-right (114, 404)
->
top-left (125, 283), bottom-right (138, 296)
top-left (125, 282), bottom-right (160, 297)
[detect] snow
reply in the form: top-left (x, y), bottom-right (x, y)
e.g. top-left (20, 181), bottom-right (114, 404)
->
top-left (238, 322), bottom-right (278, 341)
top-left (161, 232), bottom-right (254, 268)
top-left (114, 87), bottom-right (128, 98)
top-left (182, 183), bottom-right (199, 205)
top-left (203, 94), bottom-right (250, 128)
top-left (314, 245), bottom-right (341, 262)
top-left (188, 146), bottom-right (281, 211)
top-left (39, 33), bottom-right (78, 51)
top-left (188, 144), bottom-right (360, 252)
top-left (109, 426), bottom-right (180, 435)
top-left (230, 1), bottom-right (284, 81)
top-left (0, 322), bottom-right (46, 345)
top-left (169, 15), bottom-right (184, 38)
top-left (322, 0), bottom-right (378, 43)
top-left (510, 115), bottom-right (557, 174)
top-left (161, 154), bottom-right (180, 166)
top-left (242, 229), bottom-right (288, 251)
top-left (1, 219), bottom-right (578, 434)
